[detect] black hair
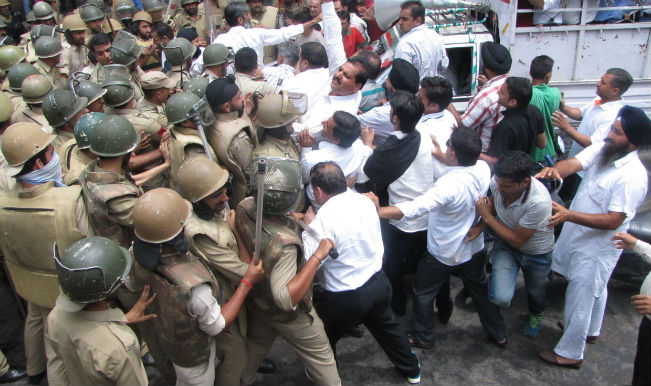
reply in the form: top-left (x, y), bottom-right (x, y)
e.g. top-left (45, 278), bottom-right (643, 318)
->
top-left (225, 2), bottom-right (250, 27)
top-left (449, 127), bottom-right (481, 166)
top-left (419, 76), bottom-right (453, 110)
top-left (17, 147), bottom-right (49, 177)
top-left (353, 50), bottom-right (381, 79)
top-left (234, 47), bottom-right (258, 73)
top-left (87, 32), bottom-right (111, 53)
top-left (143, 87), bottom-right (159, 99)
top-left (310, 161), bottom-right (347, 195)
top-left (292, 7), bottom-right (313, 23)
top-left (347, 56), bottom-right (369, 87)
top-left (300, 42), bottom-right (328, 69)
top-left (529, 55), bottom-right (554, 80)
top-left (400, 0), bottom-right (425, 23)
top-left (332, 110), bottom-right (361, 148)
top-left (505, 77), bottom-right (532, 108)
top-left (336, 9), bottom-right (350, 21)
top-left (493, 151), bottom-right (533, 183)
top-left (152, 22), bottom-right (174, 40)
top-left (389, 91), bottom-right (423, 133)
top-left (606, 68), bottom-right (633, 95)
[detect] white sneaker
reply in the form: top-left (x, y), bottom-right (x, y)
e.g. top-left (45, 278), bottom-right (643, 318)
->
top-left (406, 372), bottom-right (421, 384)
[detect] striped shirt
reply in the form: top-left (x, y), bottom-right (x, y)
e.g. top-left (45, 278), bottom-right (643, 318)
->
top-left (461, 74), bottom-right (508, 152)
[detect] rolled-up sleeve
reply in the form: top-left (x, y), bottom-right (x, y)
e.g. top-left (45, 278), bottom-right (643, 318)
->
top-left (269, 245), bottom-right (299, 311)
top-left (188, 284), bottom-right (226, 336)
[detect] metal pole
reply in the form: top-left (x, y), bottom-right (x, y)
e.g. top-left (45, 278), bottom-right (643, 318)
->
top-left (192, 116), bottom-right (215, 162)
top-left (253, 159), bottom-right (266, 265)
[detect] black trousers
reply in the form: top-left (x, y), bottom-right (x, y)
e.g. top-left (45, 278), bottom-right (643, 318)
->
top-left (382, 223), bottom-right (451, 315)
top-left (314, 270), bottom-right (421, 378)
top-left (633, 317), bottom-right (651, 386)
top-left (412, 252), bottom-right (506, 344)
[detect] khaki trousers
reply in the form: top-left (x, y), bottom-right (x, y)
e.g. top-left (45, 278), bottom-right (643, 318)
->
top-left (25, 302), bottom-right (50, 376)
top-left (0, 349), bottom-right (9, 376)
top-left (214, 321), bottom-right (247, 386)
top-left (242, 308), bottom-right (341, 386)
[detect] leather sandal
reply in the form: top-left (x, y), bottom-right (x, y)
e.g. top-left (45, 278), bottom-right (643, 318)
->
top-left (538, 349), bottom-right (583, 369)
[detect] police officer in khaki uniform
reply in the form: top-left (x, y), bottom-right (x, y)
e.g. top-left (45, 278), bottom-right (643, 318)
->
top-left (205, 77), bottom-right (258, 208)
top-left (43, 88), bottom-right (89, 154)
top-left (60, 112), bottom-right (102, 185)
top-left (33, 36), bottom-right (66, 88)
top-left (201, 43), bottom-right (232, 81)
top-left (73, 78), bottom-right (107, 113)
top-left (5, 63), bottom-right (37, 115)
top-left (163, 37), bottom-right (194, 89)
top-left (102, 73), bottom-right (169, 191)
top-left (80, 3), bottom-right (106, 39)
top-left (130, 188), bottom-right (265, 386)
top-left (233, 48), bottom-right (276, 97)
top-left (143, 0), bottom-right (166, 23)
top-left (0, 45), bottom-right (26, 89)
top-left (46, 236), bottom-right (154, 386)
top-left (172, 0), bottom-right (214, 43)
top-left (177, 158), bottom-right (251, 386)
top-left (0, 122), bottom-right (93, 384)
top-left (11, 74), bottom-right (54, 133)
top-left (132, 11), bottom-right (161, 71)
top-left (165, 90), bottom-right (217, 187)
top-left (247, 0), bottom-right (280, 64)
top-left (139, 71), bottom-right (175, 129)
top-left (109, 36), bottom-right (146, 103)
top-left (234, 158), bottom-right (341, 386)
top-left (60, 14), bottom-right (90, 76)
top-left (78, 115), bottom-right (143, 247)
top-left (253, 92), bottom-right (303, 161)
top-left (32, 1), bottom-right (57, 26)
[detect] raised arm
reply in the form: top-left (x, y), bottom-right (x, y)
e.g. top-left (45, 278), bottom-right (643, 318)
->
top-left (321, 0), bottom-right (347, 75)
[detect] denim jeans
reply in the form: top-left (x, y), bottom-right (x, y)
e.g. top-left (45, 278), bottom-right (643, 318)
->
top-left (488, 239), bottom-right (552, 315)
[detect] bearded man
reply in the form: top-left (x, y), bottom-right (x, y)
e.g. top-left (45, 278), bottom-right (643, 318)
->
top-left (535, 106), bottom-right (651, 368)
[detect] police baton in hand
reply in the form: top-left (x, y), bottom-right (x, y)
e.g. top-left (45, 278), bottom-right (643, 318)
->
top-left (253, 159), bottom-right (266, 265)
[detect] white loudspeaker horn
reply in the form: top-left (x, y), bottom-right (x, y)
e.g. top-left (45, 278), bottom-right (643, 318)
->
top-left (374, 0), bottom-right (487, 31)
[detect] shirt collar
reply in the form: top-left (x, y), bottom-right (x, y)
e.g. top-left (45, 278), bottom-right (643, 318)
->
top-left (420, 111), bottom-right (445, 122)
top-left (486, 74), bottom-right (509, 86)
top-left (596, 98), bottom-right (624, 111)
top-left (77, 307), bottom-right (128, 322)
top-left (17, 180), bottom-right (55, 198)
top-left (613, 149), bottom-right (639, 169)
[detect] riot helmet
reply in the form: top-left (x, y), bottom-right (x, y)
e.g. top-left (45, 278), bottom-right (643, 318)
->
top-left (133, 188), bottom-right (192, 243)
top-left (177, 157), bottom-right (230, 203)
top-left (42, 89), bottom-right (89, 128)
top-left (249, 157), bottom-right (303, 215)
top-left (88, 115), bottom-right (140, 157)
top-left (165, 91), bottom-right (215, 126)
top-left (74, 112), bottom-right (107, 149)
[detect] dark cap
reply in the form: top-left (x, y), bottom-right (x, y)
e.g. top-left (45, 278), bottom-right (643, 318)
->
top-left (388, 58), bottom-right (420, 94)
top-left (481, 42), bottom-right (512, 75)
top-left (205, 75), bottom-right (239, 110)
top-left (618, 105), bottom-right (651, 147)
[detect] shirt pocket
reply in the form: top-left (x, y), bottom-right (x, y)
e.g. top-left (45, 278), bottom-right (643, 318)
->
top-left (107, 323), bottom-right (138, 353)
top-left (586, 179), bottom-right (610, 208)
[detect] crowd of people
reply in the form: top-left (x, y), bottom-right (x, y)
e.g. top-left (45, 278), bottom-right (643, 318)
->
top-left (0, 0), bottom-right (649, 385)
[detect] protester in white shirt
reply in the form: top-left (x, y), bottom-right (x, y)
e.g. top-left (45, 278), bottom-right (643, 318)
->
top-left (611, 232), bottom-right (651, 386)
top-left (551, 68), bottom-right (631, 199)
top-left (261, 43), bottom-right (299, 90)
top-left (416, 76), bottom-right (456, 180)
top-left (356, 91), bottom-right (453, 320)
top-left (298, 111), bottom-right (372, 207)
top-left (215, 2), bottom-right (317, 69)
top-left (536, 106), bottom-right (650, 368)
top-left (284, 0), bottom-right (368, 132)
top-left (370, 127), bottom-right (507, 350)
top-left (358, 58), bottom-right (420, 146)
top-left (394, 0), bottom-right (448, 80)
top-left (301, 162), bottom-right (422, 384)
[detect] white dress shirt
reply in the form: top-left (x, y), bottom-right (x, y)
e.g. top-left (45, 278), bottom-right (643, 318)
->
top-left (358, 102), bottom-right (393, 145)
top-left (533, 0), bottom-right (563, 24)
top-left (568, 98), bottom-right (624, 158)
top-left (394, 24), bottom-right (449, 80)
top-left (213, 24), bottom-right (304, 68)
top-left (552, 142), bottom-right (647, 296)
top-left (396, 160), bottom-right (490, 266)
top-left (302, 190), bottom-right (383, 292)
top-left (295, 90), bottom-right (363, 134)
top-left (282, 67), bottom-right (331, 117)
top-left (301, 140), bottom-right (372, 205)
top-left (386, 131), bottom-right (435, 233)
top-left (416, 110), bottom-right (456, 180)
top-left (188, 283), bottom-right (226, 336)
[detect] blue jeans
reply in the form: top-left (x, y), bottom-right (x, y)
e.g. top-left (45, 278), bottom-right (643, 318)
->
top-left (488, 239), bottom-right (552, 315)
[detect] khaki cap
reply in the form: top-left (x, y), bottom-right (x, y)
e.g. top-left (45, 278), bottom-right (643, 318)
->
top-left (140, 71), bottom-right (176, 90)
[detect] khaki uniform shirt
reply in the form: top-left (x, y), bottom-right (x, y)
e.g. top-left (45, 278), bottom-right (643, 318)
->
top-left (234, 73), bottom-right (276, 97)
top-left (0, 143), bottom-right (16, 192)
top-left (167, 66), bottom-right (190, 89)
top-left (4, 90), bottom-right (27, 116)
top-left (45, 299), bottom-right (148, 386)
top-left (53, 129), bottom-right (75, 156)
top-left (138, 98), bottom-right (168, 130)
top-left (33, 60), bottom-right (67, 89)
top-left (60, 42), bottom-right (90, 77)
top-left (11, 105), bottom-right (54, 133)
top-left (60, 139), bottom-right (95, 186)
top-left (172, 3), bottom-right (222, 42)
top-left (136, 38), bottom-right (162, 71)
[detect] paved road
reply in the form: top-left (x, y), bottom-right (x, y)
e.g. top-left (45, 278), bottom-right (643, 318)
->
top-left (0, 272), bottom-right (642, 386)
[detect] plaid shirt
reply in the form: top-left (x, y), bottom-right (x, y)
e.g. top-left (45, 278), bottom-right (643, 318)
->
top-left (461, 74), bottom-right (508, 152)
